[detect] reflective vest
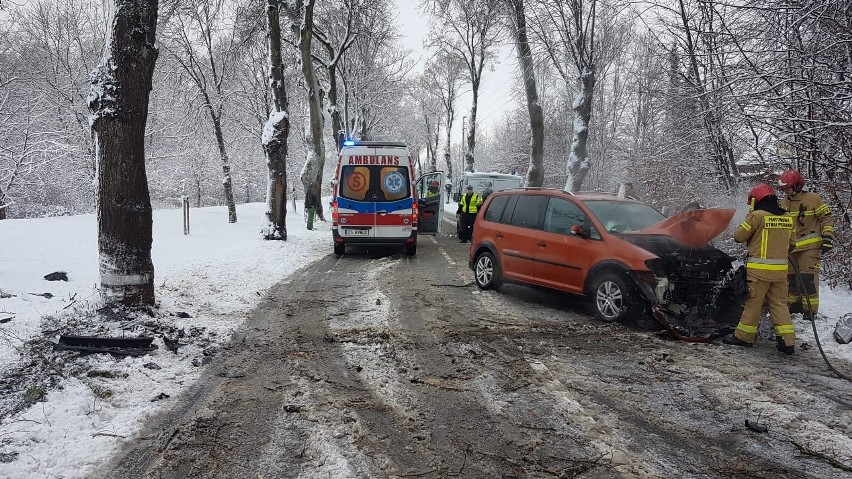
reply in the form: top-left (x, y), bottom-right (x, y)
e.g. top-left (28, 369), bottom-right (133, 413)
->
top-left (734, 210), bottom-right (793, 279)
top-left (459, 193), bottom-right (483, 214)
top-left (780, 191), bottom-right (834, 252)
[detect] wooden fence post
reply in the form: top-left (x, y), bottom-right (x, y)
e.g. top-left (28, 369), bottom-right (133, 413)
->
top-left (182, 196), bottom-right (190, 235)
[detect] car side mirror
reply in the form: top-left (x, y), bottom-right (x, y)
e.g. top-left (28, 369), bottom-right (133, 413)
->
top-left (570, 224), bottom-right (587, 238)
top-left (329, 179), bottom-right (338, 186)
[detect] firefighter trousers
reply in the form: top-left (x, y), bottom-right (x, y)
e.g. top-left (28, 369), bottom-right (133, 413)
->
top-left (734, 273), bottom-right (795, 347)
top-left (788, 248), bottom-right (820, 315)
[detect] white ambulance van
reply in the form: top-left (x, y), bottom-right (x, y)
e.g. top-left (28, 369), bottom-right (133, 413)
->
top-left (331, 141), bottom-right (419, 256)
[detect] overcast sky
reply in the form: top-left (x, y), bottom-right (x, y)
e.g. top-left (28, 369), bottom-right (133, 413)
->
top-left (393, 0), bottom-right (520, 137)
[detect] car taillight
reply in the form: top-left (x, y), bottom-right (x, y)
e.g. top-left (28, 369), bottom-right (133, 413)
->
top-left (411, 201), bottom-right (418, 224)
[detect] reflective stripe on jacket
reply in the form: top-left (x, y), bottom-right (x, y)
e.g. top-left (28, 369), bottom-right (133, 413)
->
top-left (734, 211), bottom-right (793, 277)
top-left (458, 193), bottom-right (483, 214)
top-left (780, 191), bottom-right (834, 252)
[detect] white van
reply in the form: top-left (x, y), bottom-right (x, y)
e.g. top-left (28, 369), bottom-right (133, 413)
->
top-left (453, 172), bottom-right (524, 202)
top-left (331, 141), bottom-right (429, 256)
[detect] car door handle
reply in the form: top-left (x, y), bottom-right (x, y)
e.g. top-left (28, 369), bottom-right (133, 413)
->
top-left (376, 210), bottom-right (388, 215)
top-left (496, 232), bottom-right (503, 239)
top-left (537, 241), bottom-right (547, 247)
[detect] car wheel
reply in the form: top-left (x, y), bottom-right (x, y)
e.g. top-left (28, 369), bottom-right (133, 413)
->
top-left (474, 252), bottom-right (502, 291)
top-left (405, 244), bottom-right (417, 256)
top-left (334, 243), bottom-right (345, 256)
top-left (590, 272), bottom-right (638, 322)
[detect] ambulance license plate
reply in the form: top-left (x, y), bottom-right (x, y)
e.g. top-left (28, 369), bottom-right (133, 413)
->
top-left (344, 228), bottom-right (369, 236)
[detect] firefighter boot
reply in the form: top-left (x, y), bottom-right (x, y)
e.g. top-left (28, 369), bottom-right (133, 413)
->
top-left (776, 337), bottom-right (795, 355)
top-left (721, 335), bottom-right (753, 348)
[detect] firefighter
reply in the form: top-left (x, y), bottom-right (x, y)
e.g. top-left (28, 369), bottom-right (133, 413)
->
top-left (457, 185), bottom-right (483, 243)
top-left (722, 183), bottom-right (796, 354)
top-left (777, 170), bottom-right (834, 320)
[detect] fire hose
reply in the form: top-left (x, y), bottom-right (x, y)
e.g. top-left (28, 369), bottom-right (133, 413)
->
top-left (789, 259), bottom-right (851, 382)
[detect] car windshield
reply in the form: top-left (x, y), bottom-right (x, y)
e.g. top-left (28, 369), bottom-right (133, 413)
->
top-left (583, 200), bottom-right (665, 234)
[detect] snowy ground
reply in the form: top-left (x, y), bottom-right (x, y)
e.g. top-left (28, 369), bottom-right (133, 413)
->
top-left (1, 201), bottom-right (851, 478)
top-left (0, 201), bottom-right (331, 478)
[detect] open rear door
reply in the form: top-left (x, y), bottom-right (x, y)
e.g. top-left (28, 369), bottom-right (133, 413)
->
top-left (415, 171), bottom-right (444, 234)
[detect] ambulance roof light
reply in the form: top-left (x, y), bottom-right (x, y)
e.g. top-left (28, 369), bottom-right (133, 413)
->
top-left (343, 139), bottom-right (356, 146)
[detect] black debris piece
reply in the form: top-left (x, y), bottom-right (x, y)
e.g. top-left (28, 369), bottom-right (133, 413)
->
top-left (176, 311), bottom-right (191, 318)
top-left (0, 290), bottom-right (15, 299)
top-left (151, 392), bottom-right (170, 402)
top-left (143, 362), bottom-right (162, 370)
top-left (29, 292), bottom-right (54, 299)
top-left (745, 419), bottom-right (768, 433)
top-left (54, 335), bottom-right (157, 356)
top-left (0, 316), bottom-right (13, 324)
top-left (44, 271), bottom-right (68, 281)
top-left (163, 337), bottom-right (186, 354)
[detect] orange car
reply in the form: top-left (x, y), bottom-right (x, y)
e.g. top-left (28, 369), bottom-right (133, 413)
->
top-left (468, 188), bottom-right (743, 326)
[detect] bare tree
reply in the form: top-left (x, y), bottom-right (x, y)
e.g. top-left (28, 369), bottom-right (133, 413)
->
top-left (505, 0), bottom-right (544, 187)
top-left (261, 0), bottom-right (290, 240)
top-left (161, 0), bottom-right (248, 223)
top-left (88, 0), bottom-right (159, 305)
top-left (529, 0), bottom-right (599, 192)
top-left (283, 0), bottom-right (327, 223)
top-left (423, 50), bottom-right (464, 185)
top-left (427, 0), bottom-right (503, 173)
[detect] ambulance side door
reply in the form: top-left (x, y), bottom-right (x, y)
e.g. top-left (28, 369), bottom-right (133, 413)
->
top-left (416, 171), bottom-right (444, 234)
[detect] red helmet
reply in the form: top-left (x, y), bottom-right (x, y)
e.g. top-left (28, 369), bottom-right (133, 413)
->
top-left (748, 183), bottom-right (774, 206)
top-left (778, 170), bottom-right (805, 190)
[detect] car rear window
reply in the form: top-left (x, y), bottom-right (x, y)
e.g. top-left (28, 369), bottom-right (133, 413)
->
top-left (339, 165), bottom-right (410, 202)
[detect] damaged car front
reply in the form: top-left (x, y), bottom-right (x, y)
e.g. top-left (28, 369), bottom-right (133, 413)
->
top-left (585, 202), bottom-right (747, 340)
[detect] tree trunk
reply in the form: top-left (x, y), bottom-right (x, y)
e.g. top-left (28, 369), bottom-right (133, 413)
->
top-left (565, 68), bottom-right (595, 192)
top-left (0, 187), bottom-right (7, 220)
top-left (288, 0), bottom-right (326, 223)
top-left (88, 0), bottom-right (159, 306)
top-left (262, 0), bottom-right (289, 241)
top-left (205, 102), bottom-right (237, 223)
top-left (507, 0), bottom-right (543, 187)
top-left (465, 83), bottom-right (479, 173)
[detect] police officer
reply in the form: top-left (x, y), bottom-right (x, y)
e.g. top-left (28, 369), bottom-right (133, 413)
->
top-left (723, 183), bottom-right (796, 354)
top-left (777, 170), bottom-right (834, 320)
top-left (457, 185), bottom-right (483, 243)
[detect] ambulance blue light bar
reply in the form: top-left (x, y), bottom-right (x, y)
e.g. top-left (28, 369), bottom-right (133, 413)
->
top-left (343, 139), bottom-right (356, 146)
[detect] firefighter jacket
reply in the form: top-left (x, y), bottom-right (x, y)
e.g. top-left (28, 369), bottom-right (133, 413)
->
top-left (780, 191), bottom-right (834, 253)
top-left (458, 193), bottom-right (483, 214)
top-left (734, 210), bottom-right (793, 280)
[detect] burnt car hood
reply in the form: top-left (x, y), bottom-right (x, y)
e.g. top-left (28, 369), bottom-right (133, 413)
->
top-left (637, 208), bottom-right (735, 247)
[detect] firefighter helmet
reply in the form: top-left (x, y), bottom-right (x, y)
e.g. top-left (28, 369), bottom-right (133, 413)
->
top-left (778, 170), bottom-right (805, 190)
top-left (748, 183), bottom-right (774, 206)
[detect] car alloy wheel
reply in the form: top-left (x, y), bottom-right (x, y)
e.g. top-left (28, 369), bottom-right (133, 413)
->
top-left (594, 276), bottom-right (627, 322)
top-left (474, 252), bottom-right (500, 290)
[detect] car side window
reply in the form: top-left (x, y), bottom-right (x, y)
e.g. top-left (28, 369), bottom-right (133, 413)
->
top-left (544, 197), bottom-right (587, 235)
top-left (509, 195), bottom-right (547, 229)
top-left (500, 195), bottom-right (519, 224)
top-left (483, 195), bottom-right (508, 223)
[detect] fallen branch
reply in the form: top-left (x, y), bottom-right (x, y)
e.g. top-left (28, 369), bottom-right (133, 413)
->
top-left (92, 432), bottom-right (125, 439)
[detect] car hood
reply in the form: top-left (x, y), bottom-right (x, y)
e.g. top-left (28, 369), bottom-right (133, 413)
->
top-left (638, 208), bottom-right (735, 247)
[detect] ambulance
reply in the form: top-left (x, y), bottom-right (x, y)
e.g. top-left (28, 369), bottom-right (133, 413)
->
top-left (331, 141), bottom-right (445, 256)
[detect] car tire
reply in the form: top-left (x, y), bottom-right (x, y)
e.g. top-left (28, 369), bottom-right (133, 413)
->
top-left (334, 243), bottom-right (345, 256)
top-left (589, 272), bottom-right (639, 323)
top-left (474, 251), bottom-right (502, 291)
top-left (405, 244), bottom-right (417, 256)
